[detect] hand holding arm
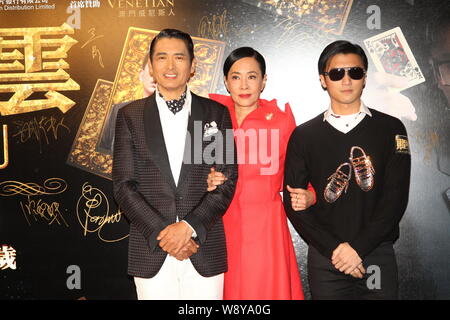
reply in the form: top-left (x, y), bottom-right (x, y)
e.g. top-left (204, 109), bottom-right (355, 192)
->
top-left (206, 167), bottom-right (227, 192)
top-left (287, 184), bottom-right (315, 211)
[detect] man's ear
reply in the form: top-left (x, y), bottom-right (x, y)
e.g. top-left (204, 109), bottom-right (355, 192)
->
top-left (148, 57), bottom-right (154, 77)
top-left (190, 58), bottom-right (197, 76)
top-left (319, 74), bottom-right (327, 91)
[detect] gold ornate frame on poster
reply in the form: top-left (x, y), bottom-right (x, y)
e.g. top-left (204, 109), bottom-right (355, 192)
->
top-left (67, 28), bottom-right (225, 180)
top-left (67, 79), bottom-right (114, 179)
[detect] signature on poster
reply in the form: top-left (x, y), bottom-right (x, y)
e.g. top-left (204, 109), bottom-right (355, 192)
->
top-left (76, 182), bottom-right (129, 243)
top-left (81, 27), bottom-right (105, 68)
top-left (12, 115), bottom-right (70, 153)
top-left (198, 9), bottom-right (229, 40)
top-left (20, 196), bottom-right (67, 227)
top-left (273, 17), bottom-right (319, 47)
top-left (0, 178), bottom-right (68, 227)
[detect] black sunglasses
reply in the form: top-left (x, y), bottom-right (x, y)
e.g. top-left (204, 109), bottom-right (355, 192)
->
top-left (322, 67), bottom-right (366, 81)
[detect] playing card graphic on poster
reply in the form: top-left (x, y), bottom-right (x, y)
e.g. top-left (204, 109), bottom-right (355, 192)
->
top-left (364, 27), bottom-right (425, 92)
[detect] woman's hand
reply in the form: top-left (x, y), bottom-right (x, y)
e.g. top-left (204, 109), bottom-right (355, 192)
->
top-left (207, 167), bottom-right (227, 191)
top-left (287, 185), bottom-right (315, 211)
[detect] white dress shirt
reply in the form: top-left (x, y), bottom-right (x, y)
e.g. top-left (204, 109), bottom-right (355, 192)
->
top-left (155, 87), bottom-right (191, 185)
top-left (323, 102), bottom-right (372, 134)
top-left (155, 86), bottom-right (196, 237)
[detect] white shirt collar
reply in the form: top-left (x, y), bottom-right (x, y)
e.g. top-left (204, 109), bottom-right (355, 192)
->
top-left (323, 101), bottom-right (372, 122)
top-left (155, 85), bottom-right (192, 116)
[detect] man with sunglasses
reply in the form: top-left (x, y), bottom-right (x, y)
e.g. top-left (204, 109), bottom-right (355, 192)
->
top-left (284, 40), bottom-right (411, 299)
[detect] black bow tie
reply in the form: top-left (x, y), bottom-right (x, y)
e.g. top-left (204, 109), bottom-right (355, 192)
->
top-left (159, 91), bottom-right (187, 114)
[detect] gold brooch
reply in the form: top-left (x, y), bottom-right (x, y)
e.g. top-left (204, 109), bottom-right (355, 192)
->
top-left (265, 113), bottom-right (273, 120)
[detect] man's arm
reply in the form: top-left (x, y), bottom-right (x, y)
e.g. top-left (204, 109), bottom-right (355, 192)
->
top-left (348, 122), bottom-right (411, 259)
top-left (182, 108), bottom-right (238, 244)
top-left (112, 109), bottom-right (167, 252)
top-left (283, 128), bottom-right (342, 259)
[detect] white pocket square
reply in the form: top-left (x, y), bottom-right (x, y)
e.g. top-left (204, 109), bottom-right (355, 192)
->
top-left (203, 121), bottom-right (219, 138)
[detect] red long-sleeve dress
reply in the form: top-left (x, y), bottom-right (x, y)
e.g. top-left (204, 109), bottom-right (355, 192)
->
top-left (210, 94), bottom-right (309, 300)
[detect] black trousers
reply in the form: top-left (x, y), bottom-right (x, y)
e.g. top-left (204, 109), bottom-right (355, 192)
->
top-left (308, 242), bottom-right (398, 300)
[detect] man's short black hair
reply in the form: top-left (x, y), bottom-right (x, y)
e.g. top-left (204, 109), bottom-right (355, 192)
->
top-left (149, 28), bottom-right (194, 63)
top-left (318, 40), bottom-right (368, 75)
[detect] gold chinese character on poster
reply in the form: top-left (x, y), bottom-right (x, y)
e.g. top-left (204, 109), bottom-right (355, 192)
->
top-left (0, 245), bottom-right (16, 271)
top-left (0, 23), bottom-right (80, 116)
top-left (0, 124), bottom-right (8, 170)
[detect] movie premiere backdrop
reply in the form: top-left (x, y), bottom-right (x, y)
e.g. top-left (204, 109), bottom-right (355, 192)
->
top-left (0, 0), bottom-right (449, 299)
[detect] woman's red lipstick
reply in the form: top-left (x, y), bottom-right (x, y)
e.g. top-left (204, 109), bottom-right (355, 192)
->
top-left (239, 94), bottom-right (251, 99)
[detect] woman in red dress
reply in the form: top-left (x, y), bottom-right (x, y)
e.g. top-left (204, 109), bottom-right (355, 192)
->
top-left (208, 47), bottom-right (315, 300)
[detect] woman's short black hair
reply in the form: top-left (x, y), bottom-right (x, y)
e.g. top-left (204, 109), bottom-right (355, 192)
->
top-left (149, 28), bottom-right (194, 62)
top-left (318, 40), bottom-right (368, 74)
top-left (223, 47), bottom-right (266, 77)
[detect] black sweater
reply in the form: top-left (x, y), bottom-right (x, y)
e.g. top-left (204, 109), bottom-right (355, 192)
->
top-left (283, 109), bottom-right (411, 260)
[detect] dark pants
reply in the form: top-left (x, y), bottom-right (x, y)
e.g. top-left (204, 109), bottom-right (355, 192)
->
top-left (308, 242), bottom-right (398, 300)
